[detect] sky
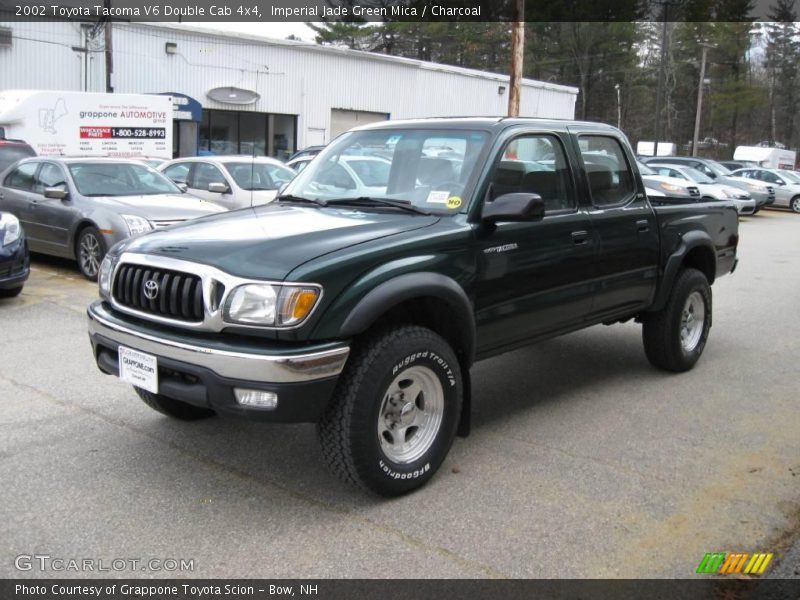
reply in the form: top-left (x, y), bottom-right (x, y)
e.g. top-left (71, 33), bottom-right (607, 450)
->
top-left (197, 22), bottom-right (319, 42)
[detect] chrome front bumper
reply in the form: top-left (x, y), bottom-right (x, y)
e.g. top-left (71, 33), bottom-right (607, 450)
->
top-left (87, 301), bottom-right (350, 384)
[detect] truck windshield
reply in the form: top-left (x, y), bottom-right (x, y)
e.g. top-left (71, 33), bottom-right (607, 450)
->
top-left (282, 128), bottom-right (490, 214)
top-left (68, 162), bottom-right (182, 196)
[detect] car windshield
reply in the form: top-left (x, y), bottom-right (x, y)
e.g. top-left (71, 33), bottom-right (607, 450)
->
top-left (224, 162), bottom-right (295, 191)
top-left (637, 161), bottom-right (655, 175)
top-left (706, 161), bottom-right (732, 176)
top-left (68, 162), bottom-right (181, 196)
top-left (682, 167), bottom-right (714, 184)
top-left (283, 128), bottom-right (490, 214)
top-left (779, 170), bottom-right (800, 184)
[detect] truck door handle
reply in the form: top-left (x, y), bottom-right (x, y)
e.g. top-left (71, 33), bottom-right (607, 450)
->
top-left (636, 219), bottom-right (650, 232)
top-left (571, 230), bottom-right (589, 245)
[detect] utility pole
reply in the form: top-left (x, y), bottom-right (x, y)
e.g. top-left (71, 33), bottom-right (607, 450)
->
top-left (507, 0), bottom-right (525, 117)
top-left (104, 0), bottom-right (113, 93)
top-left (614, 84), bottom-right (621, 129)
top-left (692, 44), bottom-right (711, 157)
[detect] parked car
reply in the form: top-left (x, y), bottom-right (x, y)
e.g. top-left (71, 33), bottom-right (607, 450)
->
top-left (134, 157), bottom-right (168, 169)
top-left (718, 160), bottom-right (758, 171)
top-left (159, 156), bottom-right (296, 210)
top-left (0, 139), bottom-right (35, 173)
top-left (648, 163), bottom-right (756, 215)
top-left (0, 158), bottom-right (224, 280)
top-left (87, 117), bottom-right (738, 496)
top-left (0, 211), bottom-right (29, 298)
top-left (310, 155), bottom-right (392, 196)
top-left (285, 156), bottom-right (314, 173)
top-left (287, 145), bottom-right (326, 162)
top-left (636, 161), bottom-right (701, 203)
top-left (644, 156), bottom-right (775, 212)
top-left (729, 167), bottom-right (800, 213)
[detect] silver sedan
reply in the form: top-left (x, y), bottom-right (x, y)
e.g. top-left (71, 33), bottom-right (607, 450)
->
top-left (0, 158), bottom-right (224, 280)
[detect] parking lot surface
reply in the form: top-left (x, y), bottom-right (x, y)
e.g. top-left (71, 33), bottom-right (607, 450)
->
top-left (1, 210), bottom-right (799, 579)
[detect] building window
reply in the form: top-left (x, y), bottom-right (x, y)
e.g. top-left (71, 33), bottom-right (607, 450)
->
top-left (199, 109), bottom-right (296, 159)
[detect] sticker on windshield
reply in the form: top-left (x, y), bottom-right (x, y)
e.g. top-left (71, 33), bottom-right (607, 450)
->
top-left (426, 190), bottom-right (450, 204)
top-left (446, 196), bottom-right (462, 209)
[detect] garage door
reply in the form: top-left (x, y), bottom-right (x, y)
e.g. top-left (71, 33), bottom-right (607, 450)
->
top-left (330, 109), bottom-right (389, 138)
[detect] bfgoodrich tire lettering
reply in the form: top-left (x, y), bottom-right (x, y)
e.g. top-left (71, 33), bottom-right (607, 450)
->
top-left (642, 268), bottom-right (712, 372)
top-left (317, 325), bottom-right (462, 496)
top-left (134, 386), bottom-right (216, 420)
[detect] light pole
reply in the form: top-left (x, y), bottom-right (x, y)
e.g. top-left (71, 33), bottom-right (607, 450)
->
top-left (692, 44), bottom-right (712, 157)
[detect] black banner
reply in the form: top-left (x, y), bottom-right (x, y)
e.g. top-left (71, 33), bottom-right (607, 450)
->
top-left (0, 0), bottom-right (788, 23)
top-left (3, 579), bottom-right (800, 600)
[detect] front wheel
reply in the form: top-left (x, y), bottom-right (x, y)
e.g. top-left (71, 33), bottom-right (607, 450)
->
top-left (642, 268), bottom-right (712, 372)
top-left (76, 226), bottom-right (107, 281)
top-left (790, 196), bottom-right (800, 213)
top-left (318, 325), bottom-right (462, 496)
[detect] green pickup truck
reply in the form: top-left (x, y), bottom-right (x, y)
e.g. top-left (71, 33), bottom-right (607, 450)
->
top-left (87, 118), bottom-right (739, 496)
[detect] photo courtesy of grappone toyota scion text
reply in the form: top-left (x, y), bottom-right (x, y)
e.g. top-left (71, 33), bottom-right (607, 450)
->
top-left (87, 118), bottom-right (739, 496)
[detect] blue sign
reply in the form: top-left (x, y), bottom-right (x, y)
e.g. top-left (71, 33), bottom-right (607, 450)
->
top-left (158, 92), bottom-right (202, 122)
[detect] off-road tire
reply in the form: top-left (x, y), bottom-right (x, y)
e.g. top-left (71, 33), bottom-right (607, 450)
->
top-left (134, 387), bottom-right (216, 420)
top-left (642, 268), bottom-right (712, 372)
top-left (317, 325), bottom-right (462, 496)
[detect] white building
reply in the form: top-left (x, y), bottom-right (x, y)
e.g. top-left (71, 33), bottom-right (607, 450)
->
top-left (0, 21), bottom-right (578, 159)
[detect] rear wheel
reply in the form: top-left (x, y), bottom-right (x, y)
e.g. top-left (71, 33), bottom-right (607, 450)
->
top-left (76, 226), bottom-right (106, 281)
top-left (318, 325), bottom-right (462, 496)
top-left (134, 387), bottom-right (216, 420)
top-left (642, 268), bottom-right (712, 372)
top-left (790, 196), bottom-right (800, 213)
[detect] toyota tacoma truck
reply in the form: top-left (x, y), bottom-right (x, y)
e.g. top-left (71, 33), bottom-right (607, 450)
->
top-left (87, 118), bottom-right (739, 496)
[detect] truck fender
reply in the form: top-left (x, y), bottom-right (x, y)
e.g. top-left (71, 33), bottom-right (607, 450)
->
top-left (649, 231), bottom-right (716, 312)
top-left (338, 272), bottom-right (475, 438)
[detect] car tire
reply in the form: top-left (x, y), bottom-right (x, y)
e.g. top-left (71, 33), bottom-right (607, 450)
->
top-left (134, 387), bottom-right (216, 420)
top-left (790, 196), bottom-right (800, 213)
top-left (642, 268), bottom-right (712, 373)
top-left (0, 286), bottom-right (23, 298)
top-left (317, 325), bottom-right (462, 496)
top-left (76, 226), bottom-right (107, 281)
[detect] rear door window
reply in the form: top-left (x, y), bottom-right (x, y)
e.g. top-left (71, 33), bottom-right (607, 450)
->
top-left (579, 136), bottom-right (636, 206)
top-left (4, 162), bottom-right (38, 191)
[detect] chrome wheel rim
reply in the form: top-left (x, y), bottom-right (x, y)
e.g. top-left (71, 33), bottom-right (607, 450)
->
top-left (680, 291), bottom-right (705, 352)
top-left (377, 365), bottom-right (444, 464)
top-left (79, 233), bottom-right (102, 277)
top-left (792, 198), bottom-right (800, 213)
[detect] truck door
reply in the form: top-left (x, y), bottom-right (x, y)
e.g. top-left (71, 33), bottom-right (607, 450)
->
top-left (474, 132), bottom-right (596, 353)
top-left (570, 131), bottom-right (660, 318)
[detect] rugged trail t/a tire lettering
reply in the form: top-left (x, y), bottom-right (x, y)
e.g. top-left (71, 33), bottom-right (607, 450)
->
top-left (642, 268), bottom-right (712, 372)
top-left (134, 387), bottom-right (216, 421)
top-left (317, 325), bottom-right (462, 496)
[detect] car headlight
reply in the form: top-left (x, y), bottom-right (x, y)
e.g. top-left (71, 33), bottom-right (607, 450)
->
top-left (0, 213), bottom-right (21, 246)
top-left (121, 214), bottom-right (153, 236)
top-left (225, 284), bottom-right (321, 327)
top-left (98, 253), bottom-right (119, 299)
top-left (745, 182), bottom-right (764, 193)
top-left (660, 182), bottom-right (684, 193)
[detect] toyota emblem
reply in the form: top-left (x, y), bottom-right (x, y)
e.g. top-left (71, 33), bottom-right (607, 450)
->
top-left (143, 279), bottom-right (159, 300)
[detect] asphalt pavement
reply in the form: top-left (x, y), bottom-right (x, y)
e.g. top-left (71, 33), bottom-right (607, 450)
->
top-left (1, 209), bottom-right (799, 579)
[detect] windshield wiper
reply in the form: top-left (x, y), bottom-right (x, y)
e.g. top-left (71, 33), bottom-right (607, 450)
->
top-left (325, 196), bottom-right (431, 215)
top-left (276, 194), bottom-right (327, 207)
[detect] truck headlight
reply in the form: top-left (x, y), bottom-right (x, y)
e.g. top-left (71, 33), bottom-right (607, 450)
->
top-left (122, 214), bottom-right (153, 236)
top-left (98, 253), bottom-right (119, 299)
top-left (225, 284), bottom-right (320, 327)
top-left (1, 213), bottom-right (21, 246)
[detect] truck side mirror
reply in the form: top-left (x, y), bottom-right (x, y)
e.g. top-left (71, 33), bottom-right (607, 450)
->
top-left (482, 193), bottom-right (545, 223)
top-left (208, 182), bottom-right (229, 194)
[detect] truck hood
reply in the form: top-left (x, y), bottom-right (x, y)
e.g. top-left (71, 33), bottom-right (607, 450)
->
top-left (117, 203), bottom-right (440, 280)
top-left (92, 194), bottom-right (225, 220)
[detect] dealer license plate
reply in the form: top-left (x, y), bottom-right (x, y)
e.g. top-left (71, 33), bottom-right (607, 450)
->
top-left (118, 346), bottom-right (158, 394)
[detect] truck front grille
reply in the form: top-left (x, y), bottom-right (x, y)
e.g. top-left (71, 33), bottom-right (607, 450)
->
top-left (112, 264), bottom-right (204, 322)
